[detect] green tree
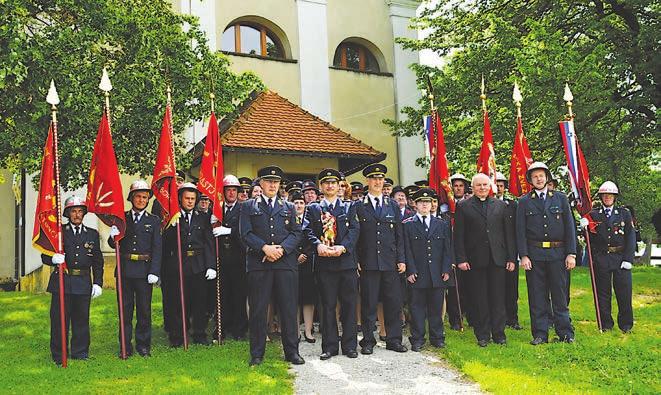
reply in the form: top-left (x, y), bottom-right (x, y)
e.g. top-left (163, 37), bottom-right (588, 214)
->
top-left (0, 0), bottom-right (262, 190)
top-left (387, 0), bottom-right (659, 237)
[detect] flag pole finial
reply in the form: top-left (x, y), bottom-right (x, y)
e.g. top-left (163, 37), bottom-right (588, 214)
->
top-left (47, 80), bottom-right (60, 123)
top-left (209, 92), bottom-right (215, 114)
top-left (564, 83), bottom-right (574, 119)
top-left (513, 81), bottom-right (523, 118)
top-left (480, 75), bottom-right (487, 112)
top-left (167, 85), bottom-right (172, 107)
top-left (99, 68), bottom-right (113, 127)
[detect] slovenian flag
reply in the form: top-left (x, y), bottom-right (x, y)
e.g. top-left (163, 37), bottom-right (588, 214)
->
top-left (559, 119), bottom-right (592, 215)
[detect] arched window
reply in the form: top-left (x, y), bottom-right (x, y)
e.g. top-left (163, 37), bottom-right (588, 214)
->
top-left (333, 42), bottom-right (380, 73)
top-left (221, 23), bottom-right (284, 59)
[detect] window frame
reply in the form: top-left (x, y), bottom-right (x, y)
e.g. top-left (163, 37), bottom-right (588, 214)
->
top-left (334, 42), bottom-right (378, 73)
top-left (223, 22), bottom-right (285, 59)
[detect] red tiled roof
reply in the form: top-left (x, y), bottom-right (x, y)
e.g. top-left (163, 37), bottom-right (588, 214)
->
top-left (220, 90), bottom-right (383, 158)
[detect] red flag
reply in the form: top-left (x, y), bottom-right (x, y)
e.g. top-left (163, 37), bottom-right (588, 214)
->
top-left (197, 112), bottom-right (224, 221)
top-left (560, 119), bottom-right (592, 215)
top-left (32, 123), bottom-right (59, 256)
top-left (152, 105), bottom-right (181, 229)
top-left (477, 110), bottom-right (498, 194)
top-left (86, 111), bottom-right (127, 239)
top-left (509, 117), bottom-right (533, 196)
top-left (428, 112), bottom-right (455, 212)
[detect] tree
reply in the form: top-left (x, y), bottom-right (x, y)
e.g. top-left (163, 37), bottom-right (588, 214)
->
top-left (386, 0), bottom-right (659, 237)
top-left (0, 0), bottom-right (262, 190)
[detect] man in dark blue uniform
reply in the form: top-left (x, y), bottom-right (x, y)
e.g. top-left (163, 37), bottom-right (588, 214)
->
top-left (586, 181), bottom-right (636, 332)
top-left (516, 162), bottom-right (576, 345)
top-left (41, 196), bottom-right (104, 365)
top-left (496, 172), bottom-right (522, 330)
top-left (108, 180), bottom-right (162, 357)
top-left (355, 163), bottom-right (408, 354)
top-left (304, 168), bottom-right (360, 360)
top-left (163, 182), bottom-right (216, 346)
top-left (239, 165), bottom-right (305, 366)
top-left (403, 188), bottom-right (452, 351)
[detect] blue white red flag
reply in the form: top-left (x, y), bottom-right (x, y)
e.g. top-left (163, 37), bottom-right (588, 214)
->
top-left (559, 119), bottom-right (592, 215)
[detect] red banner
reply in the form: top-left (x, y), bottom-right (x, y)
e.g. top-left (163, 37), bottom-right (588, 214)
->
top-left (86, 111), bottom-right (127, 239)
top-left (428, 112), bottom-right (455, 212)
top-left (197, 112), bottom-right (224, 221)
top-left (508, 116), bottom-right (533, 196)
top-left (152, 105), bottom-right (181, 229)
top-left (477, 110), bottom-right (498, 194)
top-left (32, 123), bottom-right (59, 256)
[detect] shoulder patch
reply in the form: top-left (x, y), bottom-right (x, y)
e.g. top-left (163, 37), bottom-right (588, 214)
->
top-left (402, 216), bottom-right (415, 223)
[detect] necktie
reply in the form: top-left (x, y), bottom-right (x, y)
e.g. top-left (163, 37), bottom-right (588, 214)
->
top-left (605, 208), bottom-right (611, 218)
top-left (185, 211), bottom-right (191, 225)
top-left (267, 198), bottom-right (273, 214)
top-left (74, 225), bottom-right (80, 236)
top-left (225, 205), bottom-right (233, 215)
top-left (134, 213), bottom-right (140, 224)
top-left (539, 192), bottom-right (545, 201)
top-left (422, 215), bottom-right (428, 232)
top-left (375, 197), bottom-right (382, 216)
top-left (328, 203), bottom-right (334, 213)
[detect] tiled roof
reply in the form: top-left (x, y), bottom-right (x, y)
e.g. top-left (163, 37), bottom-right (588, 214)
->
top-left (220, 90), bottom-right (383, 158)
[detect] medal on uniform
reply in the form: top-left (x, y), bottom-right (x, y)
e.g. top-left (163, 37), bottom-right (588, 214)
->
top-left (320, 211), bottom-right (336, 246)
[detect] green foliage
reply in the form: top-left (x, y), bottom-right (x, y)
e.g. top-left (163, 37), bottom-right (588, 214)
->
top-left (0, 289), bottom-right (292, 394)
top-left (438, 267), bottom-right (660, 394)
top-left (388, 0), bottom-right (659, 237)
top-left (0, 0), bottom-right (262, 190)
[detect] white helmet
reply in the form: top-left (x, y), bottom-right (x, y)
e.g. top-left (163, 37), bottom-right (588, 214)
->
top-left (450, 173), bottom-right (468, 184)
top-left (525, 161), bottom-right (552, 183)
top-left (63, 195), bottom-right (87, 218)
top-left (598, 181), bottom-right (619, 195)
top-left (127, 179), bottom-right (153, 201)
top-left (496, 172), bottom-right (507, 182)
top-left (223, 174), bottom-right (240, 188)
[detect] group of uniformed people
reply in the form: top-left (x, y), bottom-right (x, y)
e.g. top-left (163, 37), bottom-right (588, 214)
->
top-left (42, 160), bottom-right (637, 366)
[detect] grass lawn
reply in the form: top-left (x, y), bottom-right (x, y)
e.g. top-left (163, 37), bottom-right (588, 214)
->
top-left (436, 266), bottom-right (661, 394)
top-left (0, 289), bottom-right (292, 394)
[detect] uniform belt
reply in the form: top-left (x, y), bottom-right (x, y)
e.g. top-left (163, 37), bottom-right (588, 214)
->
top-left (186, 250), bottom-right (201, 257)
top-left (529, 240), bottom-right (564, 248)
top-left (607, 246), bottom-right (625, 253)
top-left (56, 268), bottom-right (90, 276)
top-left (122, 253), bottom-right (151, 261)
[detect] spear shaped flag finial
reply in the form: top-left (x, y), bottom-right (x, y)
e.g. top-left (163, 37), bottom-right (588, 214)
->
top-left (512, 81), bottom-right (523, 104)
top-left (563, 83), bottom-right (573, 102)
top-left (99, 68), bottom-right (113, 92)
top-left (46, 80), bottom-right (60, 106)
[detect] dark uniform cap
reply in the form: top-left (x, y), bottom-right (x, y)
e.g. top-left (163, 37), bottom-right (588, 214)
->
top-left (350, 182), bottom-right (364, 194)
top-left (339, 172), bottom-right (346, 181)
top-left (413, 188), bottom-right (435, 202)
top-left (301, 180), bottom-right (319, 193)
top-left (257, 165), bottom-right (284, 180)
top-left (404, 185), bottom-right (420, 197)
top-left (290, 192), bottom-right (305, 202)
top-left (286, 181), bottom-right (303, 193)
top-left (238, 177), bottom-right (253, 188)
top-left (391, 186), bottom-right (406, 196)
top-left (318, 168), bottom-right (342, 183)
top-left (414, 180), bottom-right (430, 188)
top-left (176, 170), bottom-right (186, 180)
top-left (362, 163), bottom-right (387, 178)
top-left (384, 178), bottom-right (394, 187)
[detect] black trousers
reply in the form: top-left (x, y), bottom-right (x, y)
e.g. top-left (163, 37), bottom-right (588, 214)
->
top-left (318, 269), bottom-right (358, 354)
top-left (525, 259), bottom-right (573, 340)
top-left (466, 265), bottom-right (507, 341)
top-left (505, 267), bottom-right (520, 325)
top-left (248, 270), bottom-right (299, 359)
top-left (218, 265), bottom-right (248, 339)
top-left (359, 270), bottom-right (403, 347)
top-left (117, 277), bottom-right (153, 352)
top-left (50, 293), bottom-right (91, 363)
top-left (409, 287), bottom-right (445, 346)
top-left (595, 262), bottom-right (633, 330)
top-left (165, 272), bottom-right (209, 343)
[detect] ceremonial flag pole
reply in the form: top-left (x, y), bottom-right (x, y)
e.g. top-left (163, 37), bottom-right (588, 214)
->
top-left (198, 92), bottom-right (225, 344)
top-left (560, 84), bottom-right (602, 331)
top-left (476, 76), bottom-right (498, 194)
top-left (424, 75), bottom-right (461, 331)
top-left (509, 82), bottom-right (533, 197)
top-left (41, 81), bottom-right (68, 367)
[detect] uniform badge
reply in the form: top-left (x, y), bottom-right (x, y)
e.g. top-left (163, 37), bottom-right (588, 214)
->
top-left (285, 219), bottom-right (290, 225)
top-left (145, 224), bottom-right (152, 230)
top-left (84, 241), bottom-right (93, 249)
top-left (390, 223), bottom-right (394, 229)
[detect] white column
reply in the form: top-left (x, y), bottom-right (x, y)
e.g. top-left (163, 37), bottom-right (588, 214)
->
top-left (296, 0), bottom-right (332, 121)
top-left (387, 0), bottom-right (425, 185)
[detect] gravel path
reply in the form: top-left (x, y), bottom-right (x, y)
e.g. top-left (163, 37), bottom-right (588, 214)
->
top-left (291, 327), bottom-right (483, 395)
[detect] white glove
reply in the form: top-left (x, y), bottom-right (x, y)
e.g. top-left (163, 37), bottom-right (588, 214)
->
top-left (147, 274), bottom-right (159, 284)
top-left (52, 253), bottom-right (65, 265)
top-left (205, 268), bottom-right (217, 280)
top-left (109, 225), bottom-right (120, 237)
top-left (91, 284), bottom-right (103, 298)
top-left (210, 214), bottom-right (219, 224)
top-left (579, 217), bottom-right (590, 229)
top-left (620, 261), bottom-right (632, 270)
top-left (213, 226), bottom-right (232, 237)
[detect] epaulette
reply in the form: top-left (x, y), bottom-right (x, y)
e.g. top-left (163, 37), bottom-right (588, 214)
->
top-left (402, 216), bottom-right (415, 223)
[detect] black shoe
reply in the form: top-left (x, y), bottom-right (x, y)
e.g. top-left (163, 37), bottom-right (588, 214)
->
top-left (493, 338), bottom-right (507, 345)
top-left (386, 343), bottom-right (408, 353)
top-left (508, 323), bottom-right (523, 330)
top-left (555, 336), bottom-right (575, 344)
top-left (71, 354), bottom-right (89, 360)
top-left (193, 338), bottom-right (211, 346)
top-left (344, 350), bottom-right (358, 358)
top-left (379, 335), bottom-right (387, 341)
top-left (431, 342), bottom-right (446, 348)
top-left (319, 351), bottom-right (337, 360)
top-left (411, 344), bottom-right (423, 352)
top-left (530, 337), bottom-right (548, 346)
top-left (249, 357), bottom-right (263, 366)
top-left (450, 324), bottom-right (462, 331)
top-left (286, 354), bottom-right (305, 365)
top-left (477, 339), bottom-right (489, 347)
top-left (621, 328), bottom-right (632, 334)
top-left (304, 334), bottom-right (316, 343)
top-left (137, 348), bottom-right (151, 357)
top-left (361, 345), bottom-right (374, 355)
